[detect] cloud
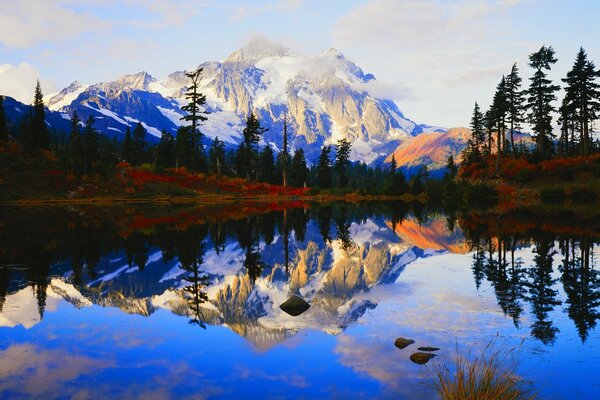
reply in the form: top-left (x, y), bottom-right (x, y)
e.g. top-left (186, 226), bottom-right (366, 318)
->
top-left (0, 63), bottom-right (45, 103)
top-left (230, 0), bottom-right (305, 21)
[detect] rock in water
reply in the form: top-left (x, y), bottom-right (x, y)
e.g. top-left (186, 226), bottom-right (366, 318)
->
top-left (410, 352), bottom-right (436, 365)
top-left (417, 347), bottom-right (440, 352)
top-left (280, 295), bottom-right (310, 316)
top-left (394, 337), bottom-right (415, 349)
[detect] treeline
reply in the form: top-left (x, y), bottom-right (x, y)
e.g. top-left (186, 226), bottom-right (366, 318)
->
top-left (0, 70), bottom-right (443, 197)
top-left (463, 46), bottom-right (600, 174)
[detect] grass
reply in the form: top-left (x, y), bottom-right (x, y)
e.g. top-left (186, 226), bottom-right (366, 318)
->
top-left (428, 340), bottom-right (535, 400)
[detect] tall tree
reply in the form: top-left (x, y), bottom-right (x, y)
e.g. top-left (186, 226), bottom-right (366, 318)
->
top-left (83, 116), bottom-right (98, 174)
top-left (490, 76), bottom-right (509, 174)
top-left (506, 63), bottom-right (526, 153)
top-left (68, 111), bottom-right (84, 175)
top-left (157, 129), bottom-right (175, 169)
top-left (527, 46), bottom-right (560, 158)
top-left (181, 68), bottom-right (209, 171)
top-left (24, 80), bottom-right (49, 152)
top-left (470, 101), bottom-right (485, 149)
top-left (132, 122), bottom-right (147, 166)
top-left (122, 127), bottom-right (133, 163)
top-left (258, 145), bottom-right (275, 183)
top-left (241, 113), bottom-right (267, 180)
top-left (208, 137), bottom-right (226, 174)
top-left (282, 114), bottom-right (289, 187)
top-left (334, 138), bottom-right (351, 188)
top-left (316, 145), bottom-right (333, 189)
top-left (562, 47), bottom-right (600, 156)
top-left (0, 96), bottom-right (8, 141)
top-left (290, 148), bottom-right (308, 187)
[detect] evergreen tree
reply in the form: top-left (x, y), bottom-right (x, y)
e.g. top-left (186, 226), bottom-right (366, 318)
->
top-left (122, 127), bottom-right (133, 163)
top-left (0, 96), bottom-right (8, 141)
top-left (157, 129), bottom-right (175, 169)
top-left (527, 46), bottom-right (560, 158)
top-left (334, 138), bottom-right (351, 188)
top-left (445, 154), bottom-right (458, 179)
top-left (506, 63), bottom-right (526, 153)
top-left (316, 145), bottom-right (333, 189)
top-left (490, 76), bottom-right (509, 174)
top-left (484, 108), bottom-right (495, 155)
top-left (175, 126), bottom-right (194, 168)
top-left (132, 122), bottom-right (147, 166)
top-left (258, 145), bottom-right (275, 183)
top-left (181, 68), bottom-right (209, 171)
top-left (282, 114), bottom-right (289, 187)
top-left (24, 80), bottom-right (49, 152)
top-left (290, 148), bottom-right (308, 187)
top-left (208, 137), bottom-right (226, 174)
top-left (68, 112), bottom-right (84, 175)
top-left (562, 47), bottom-right (600, 156)
top-left (470, 101), bottom-right (485, 148)
top-left (83, 116), bottom-right (98, 174)
top-left (241, 113), bottom-right (267, 179)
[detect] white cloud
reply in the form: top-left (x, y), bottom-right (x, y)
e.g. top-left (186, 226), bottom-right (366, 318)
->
top-left (0, 62), bottom-right (49, 103)
top-left (230, 0), bottom-right (305, 21)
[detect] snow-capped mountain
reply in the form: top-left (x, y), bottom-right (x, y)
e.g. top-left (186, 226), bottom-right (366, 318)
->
top-left (47, 36), bottom-right (441, 163)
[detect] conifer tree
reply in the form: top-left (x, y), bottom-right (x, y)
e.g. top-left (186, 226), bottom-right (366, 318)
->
top-left (484, 108), bottom-right (495, 154)
top-left (208, 137), bottom-right (226, 174)
top-left (122, 126), bottom-right (133, 163)
top-left (24, 80), bottom-right (49, 152)
top-left (316, 145), bottom-right (333, 189)
top-left (562, 47), bottom-right (600, 156)
top-left (281, 114), bottom-right (289, 187)
top-left (490, 76), bottom-right (509, 174)
top-left (132, 122), bottom-right (147, 166)
top-left (258, 145), bottom-right (275, 183)
top-left (157, 129), bottom-right (175, 169)
top-left (181, 68), bottom-right (209, 171)
top-left (290, 148), bottom-right (308, 187)
top-left (506, 63), bottom-right (526, 153)
top-left (0, 96), bottom-right (8, 141)
top-left (68, 111), bottom-right (84, 175)
top-left (334, 138), bottom-right (351, 188)
top-left (240, 113), bottom-right (267, 180)
top-left (527, 46), bottom-right (560, 158)
top-left (470, 102), bottom-right (485, 148)
top-left (83, 116), bottom-right (98, 174)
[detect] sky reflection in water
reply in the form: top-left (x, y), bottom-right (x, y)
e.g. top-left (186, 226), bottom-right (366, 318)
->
top-left (0, 204), bottom-right (599, 399)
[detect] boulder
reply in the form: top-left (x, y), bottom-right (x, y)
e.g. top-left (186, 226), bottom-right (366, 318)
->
top-left (409, 352), bottom-right (436, 365)
top-left (279, 295), bottom-right (310, 316)
top-left (394, 337), bottom-right (415, 349)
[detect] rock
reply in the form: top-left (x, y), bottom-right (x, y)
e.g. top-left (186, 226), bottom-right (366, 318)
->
top-left (417, 347), bottom-right (440, 352)
top-left (279, 295), bottom-right (310, 316)
top-left (394, 337), bottom-right (415, 349)
top-left (410, 352), bottom-right (436, 365)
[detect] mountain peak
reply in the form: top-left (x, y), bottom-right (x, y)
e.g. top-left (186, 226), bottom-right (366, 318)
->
top-left (225, 35), bottom-right (295, 63)
top-left (114, 71), bottom-right (155, 90)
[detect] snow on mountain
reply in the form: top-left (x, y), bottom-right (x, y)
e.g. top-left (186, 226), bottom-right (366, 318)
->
top-left (48, 36), bottom-right (438, 163)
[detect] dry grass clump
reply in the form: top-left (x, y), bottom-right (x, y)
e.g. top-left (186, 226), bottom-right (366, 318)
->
top-left (428, 340), bottom-right (535, 400)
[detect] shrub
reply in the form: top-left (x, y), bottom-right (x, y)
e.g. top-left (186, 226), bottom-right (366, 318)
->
top-left (428, 341), bottom-right (534, 400)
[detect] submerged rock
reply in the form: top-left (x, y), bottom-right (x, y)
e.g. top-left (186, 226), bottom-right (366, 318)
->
top-left (417, 347), bottom-right (440, 352)
top-left (410, 352), bottom-right (436, 365)
top-left (279, 295), bottom-right (310, 316)
top-left (394, 337), bottom-right (415, 349)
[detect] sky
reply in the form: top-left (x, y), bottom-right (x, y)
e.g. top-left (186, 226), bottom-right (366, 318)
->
top-left (1, 0), bottom-right (599, 128)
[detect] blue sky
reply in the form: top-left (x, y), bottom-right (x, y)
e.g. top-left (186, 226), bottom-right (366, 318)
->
top-left (1, 0), bottom-right (599, 128)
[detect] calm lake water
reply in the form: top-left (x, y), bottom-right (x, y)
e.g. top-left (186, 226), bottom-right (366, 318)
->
top-left (0, 203), bottom-right (599, 399)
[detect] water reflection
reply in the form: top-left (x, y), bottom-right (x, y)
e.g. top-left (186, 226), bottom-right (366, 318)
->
top-left (0, 203), bottom-right (599, 398)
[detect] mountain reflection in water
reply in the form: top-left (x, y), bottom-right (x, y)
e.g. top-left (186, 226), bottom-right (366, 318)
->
top-left (0, 203), bottom-right (598, 399)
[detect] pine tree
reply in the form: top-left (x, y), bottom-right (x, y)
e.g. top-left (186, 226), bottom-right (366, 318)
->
top-left (181, 68), bottom-right (209, 171)
top-left (282, 114), bottom-right (289, 187)
top-left (562, 47), bottom-right (600, 156)
top-left (122, 126), bottom-right (133, 163)
top-left (446, 154), bottom-right (458, 178)
top-left (290, 148), bottom-right (308, 187)
top-left (132, 122), bottom-right (147, 166)
top-left (506, 63), bottom-right (526, 153)
top-left (316, 145), bottom-right (333, 189)
top-left (83, 116), bottom-right (98, 174)
top-left (258, 145), bottom-right (275, 183)
top-left (484, 108), bottom-right (495, 155)
top-left (470, 102), bottom-right (485, 148)
top-left (24, 80), bottom-right (49, 152)
top-left (241, 113), bottom-right (267, 180)
top-left (0, 96), bottom-right (8, 141)
top-left (68, 111), bottom-right (84, 175)
top-left (490, 76), bottom-right (509, 174)
top-left (208, 137), bottom-right (226, 174)
top-left (157, 129), bottom-right (175, 169)
top-left (334, 138), bottom-right (351, 188)
top-left (527, 46), bottom-right (560, 158)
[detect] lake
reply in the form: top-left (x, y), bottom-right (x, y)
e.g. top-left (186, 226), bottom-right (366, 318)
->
top-left (0, 202), bottom-right (599, 399)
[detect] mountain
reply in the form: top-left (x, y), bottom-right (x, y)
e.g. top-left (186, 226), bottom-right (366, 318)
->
top-left (45, 36), bottom-right (441, 163)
